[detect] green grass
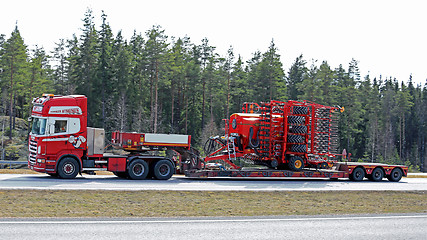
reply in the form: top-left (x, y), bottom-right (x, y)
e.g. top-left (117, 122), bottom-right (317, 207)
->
top-left (0, 190), bottom-right (425, 218)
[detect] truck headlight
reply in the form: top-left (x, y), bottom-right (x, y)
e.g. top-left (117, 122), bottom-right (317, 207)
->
top-left (37, 159), bottom-right (45, 163)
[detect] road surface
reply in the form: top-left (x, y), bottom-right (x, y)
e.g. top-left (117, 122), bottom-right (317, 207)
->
top-left (1, 174), bottom-right (426, 191)
top-left (0, 214), bottom-right (425, 240)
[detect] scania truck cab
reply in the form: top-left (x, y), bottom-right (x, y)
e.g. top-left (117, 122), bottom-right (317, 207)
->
top-left (28, 94), bottom-right (88, 177)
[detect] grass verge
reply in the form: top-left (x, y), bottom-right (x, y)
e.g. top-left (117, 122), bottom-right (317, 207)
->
top-left (0, 190), bottom-right (425, 218)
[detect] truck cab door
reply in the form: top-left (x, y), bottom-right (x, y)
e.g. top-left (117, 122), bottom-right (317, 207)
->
top-left (45, 117), bottom-right (84, 157)
top-left (45, 118), bottom-right (70, 156)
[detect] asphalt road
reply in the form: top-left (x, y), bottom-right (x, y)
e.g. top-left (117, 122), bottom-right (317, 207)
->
top-left (0, 214), bottom-right (425, 240)
top-left (1, 174), bottom-right (427, 191)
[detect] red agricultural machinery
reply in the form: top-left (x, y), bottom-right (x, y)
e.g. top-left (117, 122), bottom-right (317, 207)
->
top-left (204, 100), bottom-right (345, 171)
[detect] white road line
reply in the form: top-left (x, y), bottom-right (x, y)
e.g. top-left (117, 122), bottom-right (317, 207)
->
top-left (0, 215), bottom-right (426, 224)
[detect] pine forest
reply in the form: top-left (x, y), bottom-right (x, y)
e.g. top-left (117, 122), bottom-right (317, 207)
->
top-left (0, 10), bottom-right (426, 172)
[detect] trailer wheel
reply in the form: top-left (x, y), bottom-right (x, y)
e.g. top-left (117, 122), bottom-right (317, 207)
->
top-left (153, 160), bottom-right (174, 180)
top-left (387, 168), bottom-right (403, 182)
top-left (368, 167), bottom-right (384, 182)
top-left (288, 156), bottom-right (304, 171)
top-left (57, 157), bottom-right (79, 179)
top-left (349, 167), bottom-right (365, 181)
top-left (128, 159), bottom-right (149, 180)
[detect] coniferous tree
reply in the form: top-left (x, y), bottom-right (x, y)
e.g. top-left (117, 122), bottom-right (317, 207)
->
top-left (260, 39), bottom-right (285, 100)
top-left (229, 55), bottom-right (247, 114)
top-left (27, 46), bottom-right (53, 116)
top-left (1, 25), bottom-right (28, 139)
top-left (97, 11), bottom-right (114, 129)
top-left (76, 8), bottom-right (99, 126)
top-left (129, 31), bottom-right (148, 132)
top-left (145, 25), bottom-right (168, 133)
top-left (287, 54), bottom-right (307, 100)
top-left (52, 39), bottom-right (69, 95)
top-left (112, 31), bottom-right (131, 131)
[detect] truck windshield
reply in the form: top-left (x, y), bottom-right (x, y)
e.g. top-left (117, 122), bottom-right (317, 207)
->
top-left (31, 117), bottom-right (47, 135)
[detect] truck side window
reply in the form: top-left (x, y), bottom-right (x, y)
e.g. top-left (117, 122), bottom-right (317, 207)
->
top-left (54, 120), bottom-right (67, 133)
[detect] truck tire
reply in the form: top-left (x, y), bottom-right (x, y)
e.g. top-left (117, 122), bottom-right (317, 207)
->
top-left (349, 167), bottom-right (365, 181)
top-left (57, 157), bottom-right (79, 179)
top-left (387, 168), bottom-right (403, 182)
top-left (153, 159), bottom-right (174, 180)
top-left (128, 159), bottom-right (149, 180)
top-left (288, 156), bottom-right (304, 171)
top-left (368, 167), bottom-right (384, 182)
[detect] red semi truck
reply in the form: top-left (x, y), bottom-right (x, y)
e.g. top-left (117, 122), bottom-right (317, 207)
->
top-left (28, 94), bottom-right (407, 182)
top-left (28, 94), bottom-right (197, 180)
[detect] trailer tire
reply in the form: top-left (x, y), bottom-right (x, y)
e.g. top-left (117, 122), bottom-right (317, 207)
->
top-left (387, 168), bottom-right (403, 182)
top-left (153, 159), bottom-right (174, 180)
top-left (288, 156), bottom-right (304, 171)
top-left (57, 157), bottom-right (79, 179)
top-left (349, 167), bottom-right (365, 181)
top-left (128, 159), bottom-right (149, 180)
top-left (368, 167), bottom-right (384, 182)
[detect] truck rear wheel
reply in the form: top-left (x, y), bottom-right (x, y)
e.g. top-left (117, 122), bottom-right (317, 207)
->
top-left (349, 167), bottom-right (365, 181)
top-left (387, 168), bottom-right (403, 182)
top-left (368, 167), bottom-right (384, 182)
top-left (153, 160), bottom-right (174, 180)
top-left (128, 159), bottom-right (149, 180)
top-left (288, 156), bottom-right (304, 171)
top-left (57, 157), bottom-right (79, 179)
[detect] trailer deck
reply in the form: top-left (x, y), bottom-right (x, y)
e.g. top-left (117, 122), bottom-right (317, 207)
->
top-left (185, 162), bottom-right (408, 182)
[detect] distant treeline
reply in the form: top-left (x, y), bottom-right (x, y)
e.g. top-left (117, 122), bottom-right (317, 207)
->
top-left (0, 9), bottom-right (426, 171)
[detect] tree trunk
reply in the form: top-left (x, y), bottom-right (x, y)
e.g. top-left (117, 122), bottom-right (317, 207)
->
top-left (9, 60), bottom-right (14, 140)
top-left (171, 76), bottom-right (174, 133)
top-left (226, 74), bottom-right (230, 118)
top-left (153, 59), bottom-right (159, 133)
top-left (201, 77), bottom-right (205, 131)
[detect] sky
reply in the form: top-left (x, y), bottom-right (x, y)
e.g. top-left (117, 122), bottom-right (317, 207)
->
top-left (1, 0), bottom-right (426, 86)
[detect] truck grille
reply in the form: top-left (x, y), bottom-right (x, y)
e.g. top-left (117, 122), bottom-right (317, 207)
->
top-left (29, 140), bottom-right (37, 164)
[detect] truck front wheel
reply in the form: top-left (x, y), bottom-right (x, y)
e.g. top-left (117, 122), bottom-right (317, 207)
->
top-left (128, 159), bottom-right (149, 180)
top-left (153, 160), bottom-right (174, 180)
top-left (57, 157), bottom-right (79, 179)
